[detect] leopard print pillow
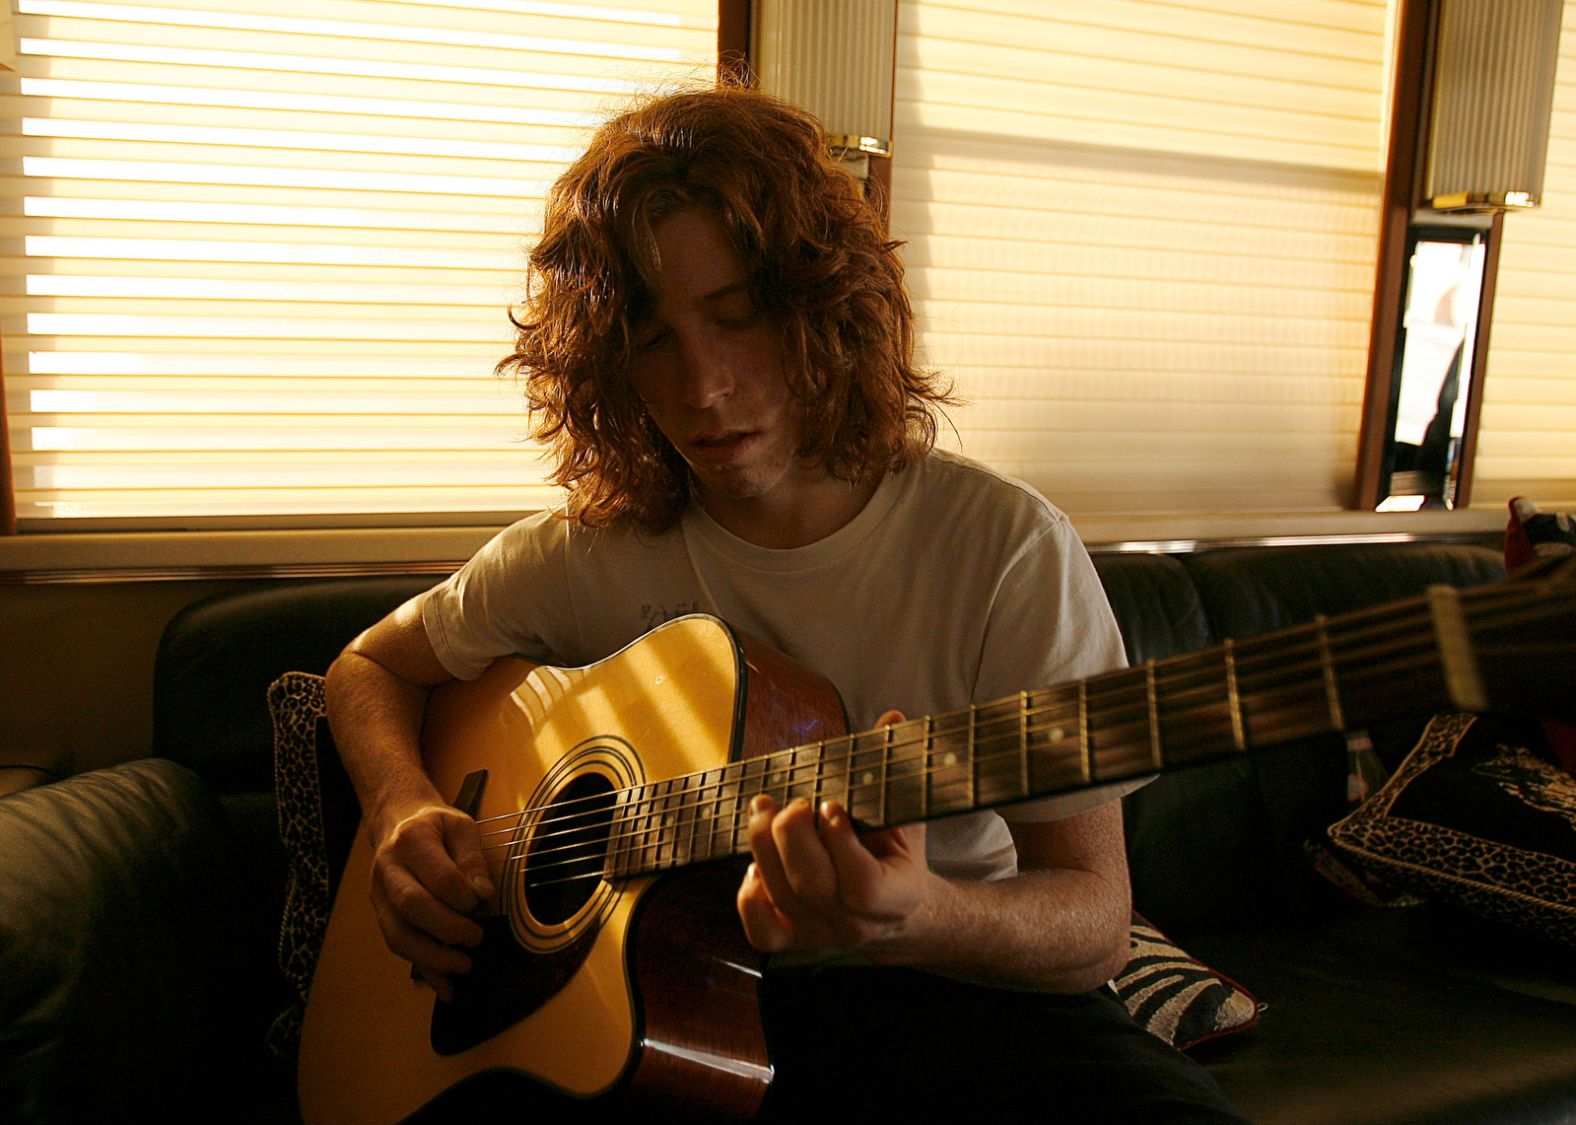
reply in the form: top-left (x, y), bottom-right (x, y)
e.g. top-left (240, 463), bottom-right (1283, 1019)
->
top-left (1330, 712), bottom-right (1576, 946)
top-left (266, 671), bottom-right (335, 1059)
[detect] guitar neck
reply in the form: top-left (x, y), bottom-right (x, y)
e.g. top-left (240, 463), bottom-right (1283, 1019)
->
top-left (601, 584), bottom-right (1487, 881)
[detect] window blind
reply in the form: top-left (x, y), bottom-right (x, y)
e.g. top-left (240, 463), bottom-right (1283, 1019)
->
top-left (1473, 1), bottom-right (1576, 511)
top-left (889, 0), bottom-right (1391, 517)
top-left (5, 0), bottom-right (718, 526)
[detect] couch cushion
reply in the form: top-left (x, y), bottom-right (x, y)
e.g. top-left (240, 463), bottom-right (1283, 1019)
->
top-left (1092, 552), bottom-right (1213, 665)
top-left (0, 760), bottom-right (291, 1123)
top-left (1184, 907), bottom-right (1576, 1125)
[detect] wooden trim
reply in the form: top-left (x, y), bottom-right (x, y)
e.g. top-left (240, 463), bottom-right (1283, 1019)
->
top-left (717, 0), bottom-right (753, 86)
top-left (1355, 0), bottom-right (1434, 509)
top-left (1452, 210), bottom-right (1502, 508)
top-left (0, 342), bottom-right (15, 535)
top-left (867, 154), bottom-right (892, 230)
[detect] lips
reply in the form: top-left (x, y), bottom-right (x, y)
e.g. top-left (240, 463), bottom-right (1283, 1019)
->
top-left (685, 429), bottom-right (758, 464)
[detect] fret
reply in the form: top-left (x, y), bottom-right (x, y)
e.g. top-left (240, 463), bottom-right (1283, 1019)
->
top-left (967, 704), bottom-right (978, 810)
top-left (1086, 666), bottom-right (1162, 783)
top-left (1314, 615), bottom-right (1345, 732)
top-left (1224, 638), bottom-right (1246, 751)
top-left (1144, 660), bottom-right (1162, 770)
top-left (1077, 681), bottom-right (1092, 784)
top-left (972, 697), bottom-right (1024, 808)
top-left (639, 782), bottom-right (661, 873)
top-left (923, 709), bottom-right (975, 817)
top-left (920, 717), bottom-right (933, 818)
top-left (681, 769), bottom-right (708, 863)
top-left (846, 727), bottom-right (888, 826)
top-left (790, 744), bottom-right (821, 805)
top-left (608, 792), bottom-right (634, 879)
top-left (823, 733), bottom-right (855, 814)
top-left (1018, 691), bottom-right (1031, 797)
top-left (655, 778), bottom-right (679, 870)
top-left (1026, 686), bottom-right (1087, 797)
top-left (885, 720), bottom-right (925, 825)
top-left (670, 773), bottom-right (693, 867)
top-left (735, 756), bottom-right (768, 854)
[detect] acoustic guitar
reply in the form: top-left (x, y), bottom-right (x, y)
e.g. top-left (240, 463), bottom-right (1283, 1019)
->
top-left (298, 561), bottom-right (1573, 1123)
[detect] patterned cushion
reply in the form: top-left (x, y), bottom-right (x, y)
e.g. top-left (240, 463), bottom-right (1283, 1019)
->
top-left (1329, 712), bottom-right (1576, 946)
top-left (266, 670), bottom-right (351, 1059)
top-left (1112, 916), bottom-right (1262, 1049)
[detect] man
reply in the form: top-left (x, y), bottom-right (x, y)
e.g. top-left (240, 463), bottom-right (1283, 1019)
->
top-left (326, 86), bottom-right (1242, 1120)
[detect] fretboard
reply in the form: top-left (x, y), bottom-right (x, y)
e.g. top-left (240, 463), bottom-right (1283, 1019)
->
top-left (600, 580), bottom-right (1504, 881)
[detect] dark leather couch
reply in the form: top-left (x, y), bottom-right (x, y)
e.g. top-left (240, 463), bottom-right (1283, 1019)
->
top-left (3, 539), bottom-right (1574, 1123)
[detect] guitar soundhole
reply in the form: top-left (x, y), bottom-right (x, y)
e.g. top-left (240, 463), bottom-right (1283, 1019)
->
top-left (524, 772), bottom-right (615, 926)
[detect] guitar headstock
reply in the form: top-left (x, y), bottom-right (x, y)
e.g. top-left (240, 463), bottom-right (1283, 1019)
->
top-left (1462, 554), bottom-right (1576, 721)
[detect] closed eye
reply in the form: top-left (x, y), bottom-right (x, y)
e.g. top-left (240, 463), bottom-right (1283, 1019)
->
top-left (634, 328), bottom-right (671, 352)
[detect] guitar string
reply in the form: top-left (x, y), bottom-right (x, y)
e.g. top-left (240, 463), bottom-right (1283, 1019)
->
top-left (467, 596), bottom-right (1544, 881)
top-left (468, 596), bottom-right (1559, 881)
top-left (462, 591), bottom-right (1564, 881)
top-left (484, 635), bottom-right (1535, 887)
top-left (458, 597), bottom-right (1446, 844)
top-left (459, 602), bottom-right (1452, 852)
top-left (496, 649), bottom-right (1568, 893)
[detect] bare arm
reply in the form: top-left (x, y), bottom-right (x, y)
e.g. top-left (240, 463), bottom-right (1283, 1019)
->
top-left (324, 597), bottom-right (496, 998)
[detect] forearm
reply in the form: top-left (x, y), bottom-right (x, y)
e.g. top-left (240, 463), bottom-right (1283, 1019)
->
top-left (325, 650), bottom-right (444, 839)
top-left (865, 864), bottom-right (1131, 993)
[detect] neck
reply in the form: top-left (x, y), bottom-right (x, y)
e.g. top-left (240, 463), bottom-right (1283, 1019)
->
top-left (697, 472), bottom-right (883, 549)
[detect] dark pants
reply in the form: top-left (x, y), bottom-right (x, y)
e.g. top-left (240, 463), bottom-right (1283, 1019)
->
top-left (758, 965), bottom-right (1247, 1123)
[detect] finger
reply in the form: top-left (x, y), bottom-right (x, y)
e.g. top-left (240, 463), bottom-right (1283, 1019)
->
top-left (439, 813), bottom-right (496, 904)
top-left (416, 967), bottom-right (455, 1004)
top-left (746, 796), bottom-right (827, 938)
top-left (815, 800), bottom-right (896, 919)
top-left (770, 797), bottom-right (840, 906)
top-left (823, 807), bottom-right (927, 923)
top-left (370, 881), bottom-right (476, 976)
top-left (736, 862), bottom-right (794, 953)
top-left (395, 813), bottom-right (489, 915)
top-left (377, 857), bottom-right (486, 948)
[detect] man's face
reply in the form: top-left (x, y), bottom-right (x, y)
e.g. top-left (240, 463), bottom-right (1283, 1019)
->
top-left (628, 207), bottom-right (812, 518)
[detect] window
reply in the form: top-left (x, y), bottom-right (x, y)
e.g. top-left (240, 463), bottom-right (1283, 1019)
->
top-left (5, 0), bottom-right (718, 527)
top-left (889, 0), bottom-right (1392, 516)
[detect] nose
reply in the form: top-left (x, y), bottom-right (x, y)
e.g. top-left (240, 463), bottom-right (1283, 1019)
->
top-left (673, 333), bottom-right (734, 410)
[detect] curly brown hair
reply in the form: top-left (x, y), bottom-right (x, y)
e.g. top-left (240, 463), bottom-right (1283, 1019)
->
top-left (498, 85), bottom-right (954, 532)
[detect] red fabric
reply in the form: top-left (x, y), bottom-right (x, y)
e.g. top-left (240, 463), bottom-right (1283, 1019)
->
top-left (1505, 498), bottom-right (1576, 776)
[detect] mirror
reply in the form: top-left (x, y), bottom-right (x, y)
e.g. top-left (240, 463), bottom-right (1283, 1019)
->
top-left (1374, 225), bottom-right (1489, 511)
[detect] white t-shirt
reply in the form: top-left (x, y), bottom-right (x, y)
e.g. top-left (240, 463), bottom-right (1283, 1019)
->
top-left (420, 449), bottom-right (1131, 882)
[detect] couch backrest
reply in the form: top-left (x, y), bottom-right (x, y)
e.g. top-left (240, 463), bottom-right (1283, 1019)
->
top-left (152, 575), bottom-right (437, 792)
top-left (1093, 541), bottom-right (1505, 936)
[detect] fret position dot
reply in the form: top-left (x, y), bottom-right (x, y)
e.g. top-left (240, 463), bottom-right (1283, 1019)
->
top-left (942, 751), bottom-right (958, 768)
top-left (1049, 727), bottom-right (1065, 742)
top-left (861, 771), bottom-right (874, 786)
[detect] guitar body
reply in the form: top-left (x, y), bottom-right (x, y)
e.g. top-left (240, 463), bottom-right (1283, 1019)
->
top-left (298, 615), bottom-right (847, 1123)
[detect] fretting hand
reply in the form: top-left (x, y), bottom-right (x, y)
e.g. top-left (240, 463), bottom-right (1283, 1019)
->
top-left (736, 710), bottom-right (930, 955)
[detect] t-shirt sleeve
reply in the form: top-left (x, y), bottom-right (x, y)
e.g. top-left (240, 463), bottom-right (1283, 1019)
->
top-left (418, 511), bottom-right (576, 680)
top-left (973, 514), bottom-right (1146, 823)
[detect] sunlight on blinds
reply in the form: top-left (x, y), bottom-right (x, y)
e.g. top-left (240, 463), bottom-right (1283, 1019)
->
top-left (1474, 3), bottom-right (1576, 511)
top-left (6, 0), bottom-right (717, 525)
top-left (891, 0), bottom-right (1391, 516)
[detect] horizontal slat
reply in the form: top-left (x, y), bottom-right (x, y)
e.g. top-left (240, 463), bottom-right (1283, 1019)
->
top-left (1472, 16), bottom-right (1576, 510)
top-left (7, 0), bottom-right (714, 524)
